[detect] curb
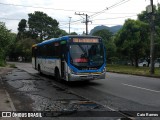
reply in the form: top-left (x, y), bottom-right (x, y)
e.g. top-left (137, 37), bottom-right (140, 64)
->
top-left (0, 77), bottom-right (20, 120)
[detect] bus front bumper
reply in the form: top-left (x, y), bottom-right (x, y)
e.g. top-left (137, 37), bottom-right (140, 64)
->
top-left (68, 72), bottom-right (106, 81)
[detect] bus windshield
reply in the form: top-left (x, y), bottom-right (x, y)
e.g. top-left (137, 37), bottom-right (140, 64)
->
top-left (69, 43), bottom-right (104, 69)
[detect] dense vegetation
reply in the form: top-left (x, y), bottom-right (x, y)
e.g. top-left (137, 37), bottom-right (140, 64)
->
top-left (0, 22), bottom-right (16, 66)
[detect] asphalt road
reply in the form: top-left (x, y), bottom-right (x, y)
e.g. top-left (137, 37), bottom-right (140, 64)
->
top-left (58, 74), bottom-right (160, 113)
top-left (74, 72), bottom-right (160, 107)
top-left (6, 62), bottom-right (160, 119)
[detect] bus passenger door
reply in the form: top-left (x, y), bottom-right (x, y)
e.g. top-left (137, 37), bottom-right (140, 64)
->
top-left (32, 47), bottom-right (37, 69)
top-left (35, 49), bottom-right (37, 69)
top-left (60, 43), bottom-right (66, 78)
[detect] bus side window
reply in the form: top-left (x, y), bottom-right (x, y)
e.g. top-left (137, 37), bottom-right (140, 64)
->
top-left (38, 46), bottom-right (42, 57)
top-left (54, 42), bottom-right (60, 58)
top-left (42, 45), bottom-right (47, 58)
top-left (51, 43), bottom-right (55, 57)
top-left (46, 44), bottom-right (52, 58)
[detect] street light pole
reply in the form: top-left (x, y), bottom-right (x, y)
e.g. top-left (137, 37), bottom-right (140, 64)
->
top-left (149, 0), bottom-right (155, 75)
top-left (69, 17), bottom-right (72, 34)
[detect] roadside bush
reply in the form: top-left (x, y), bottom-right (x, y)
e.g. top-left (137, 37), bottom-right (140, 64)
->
top-left (0, 59), bottom-right (6, 67)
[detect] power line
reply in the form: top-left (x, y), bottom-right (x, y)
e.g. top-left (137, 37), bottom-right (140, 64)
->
top-left (0, 16), bottom-right (84, 29)
top-left (59, 19), bottom-right (83, 27)
top-left (91, 15), bottom-right (137, 21)
top-left (88, 24), bottom-right (123, 26)
top-left (89, 8), bottom-right (108, 19)
top-left (59, 15), bottom-right (136, 27)
top-left (0, 14), bottom-right (136, 26)
top-left (60, 26), bottom-right (85, 29)
top-left (0, 17), bottom-right (76, 24)
top-left (61, 23), bottom-right (123, 26)
top-left (90, 0), bottom-right (131, 19)
top-left (0, 2), bottom-right (96, 13)
top-left (0, 17), bottom-right (22, 21)
top-left (107, 0), bottom-right (130, 9)
top-left (59, 13), bottom-right (137, 25)
top-left (105, 12), bottom-right (137, 14)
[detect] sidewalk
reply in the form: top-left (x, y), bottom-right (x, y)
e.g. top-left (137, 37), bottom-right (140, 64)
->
top-left (0, 67), bottom-right (18, 120)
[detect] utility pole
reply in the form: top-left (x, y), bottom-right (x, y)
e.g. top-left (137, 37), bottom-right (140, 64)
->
top-left (69, 17), bottom-right (72, 34)
top-left (149, 0), bottom-right (155, 75)
top-left (75, 12), bottom-right (91, 35)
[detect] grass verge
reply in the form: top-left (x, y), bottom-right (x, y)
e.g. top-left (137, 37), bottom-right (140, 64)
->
top-left (8, 63), bottom-right (16, 68)
top-left (0, 60), bottom-right (16, 68)
top-left (107, 64), bottom-right (160, 78)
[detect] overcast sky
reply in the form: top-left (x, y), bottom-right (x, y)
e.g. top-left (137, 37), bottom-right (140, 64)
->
top-left (0, 0), bottom-right (158, 34)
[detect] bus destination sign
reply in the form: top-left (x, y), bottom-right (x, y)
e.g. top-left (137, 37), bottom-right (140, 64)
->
top-left (72, 38), bottom-right (99, 43)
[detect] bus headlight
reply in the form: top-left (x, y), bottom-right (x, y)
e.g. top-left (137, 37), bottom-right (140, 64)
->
top-left (102, 67), bottom-right (106, 73)
top-left (69, 67), bottom-right (76, 74)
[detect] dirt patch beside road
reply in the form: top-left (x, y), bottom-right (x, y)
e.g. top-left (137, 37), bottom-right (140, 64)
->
top-left (0, 67), bottom-right (13, 77)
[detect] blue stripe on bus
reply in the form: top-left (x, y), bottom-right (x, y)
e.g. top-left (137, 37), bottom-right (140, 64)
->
top-left (37, 36), bottom-right (70, 46)
top-left (70, 63), bottom-right (106, 73)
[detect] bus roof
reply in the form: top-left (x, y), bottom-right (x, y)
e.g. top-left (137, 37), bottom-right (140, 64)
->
top-left (36, 35), bottom-right (101, 46)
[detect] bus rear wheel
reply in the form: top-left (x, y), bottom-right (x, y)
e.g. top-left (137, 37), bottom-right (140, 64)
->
top-left (38, 65), bottom-right (42, 75)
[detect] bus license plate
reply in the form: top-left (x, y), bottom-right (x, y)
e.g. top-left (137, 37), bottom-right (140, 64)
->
top-left (86, 75), bottom-right (93, 79)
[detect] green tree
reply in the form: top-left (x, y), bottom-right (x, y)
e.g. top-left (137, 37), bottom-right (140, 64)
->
top-left (58, 29), bottom-right (68, 36)
top-left (138, 4), bottom-right (160, 59)
top-left (70, 32), bottom-right (78, 35)
top-left (92, 29), bottom-right (116, 63)
top-left (115, 19), bottom-right (149, 67)
top-left (0, 22), bottom-right (16, 65)
top-left (17, 19), bottom-right (27, 39)
top-left (15, 11), bottom-right (61, 61)
top-left (28, 11), bottom-right (59, 41)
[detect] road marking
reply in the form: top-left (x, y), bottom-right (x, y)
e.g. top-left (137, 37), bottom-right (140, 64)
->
top-left (122, 83), bottom-right (160, 93)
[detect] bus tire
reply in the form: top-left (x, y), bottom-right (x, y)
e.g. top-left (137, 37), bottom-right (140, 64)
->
top-left (38, 65), bottom-right (42, 75)
top-left (55, 68), bottom-right (61, 81)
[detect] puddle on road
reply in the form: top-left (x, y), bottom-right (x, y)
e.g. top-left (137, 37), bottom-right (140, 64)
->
top-left (27, 94), bottom-right (67, 111)
top-left (18, 80), bottom-right (41, 92)
top-left (27, 93), bottom-right (103, 117)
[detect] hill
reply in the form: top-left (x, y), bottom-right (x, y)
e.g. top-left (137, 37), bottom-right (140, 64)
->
top-left (90, 25), bottom-right (122, 35)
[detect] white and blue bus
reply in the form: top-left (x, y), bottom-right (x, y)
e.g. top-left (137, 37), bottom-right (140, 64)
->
top-left (32, 35), bottom-right (106, 81)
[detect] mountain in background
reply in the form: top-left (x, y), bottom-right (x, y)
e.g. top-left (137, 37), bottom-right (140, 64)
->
top-left (90, 25), bottom-right (122, 35)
